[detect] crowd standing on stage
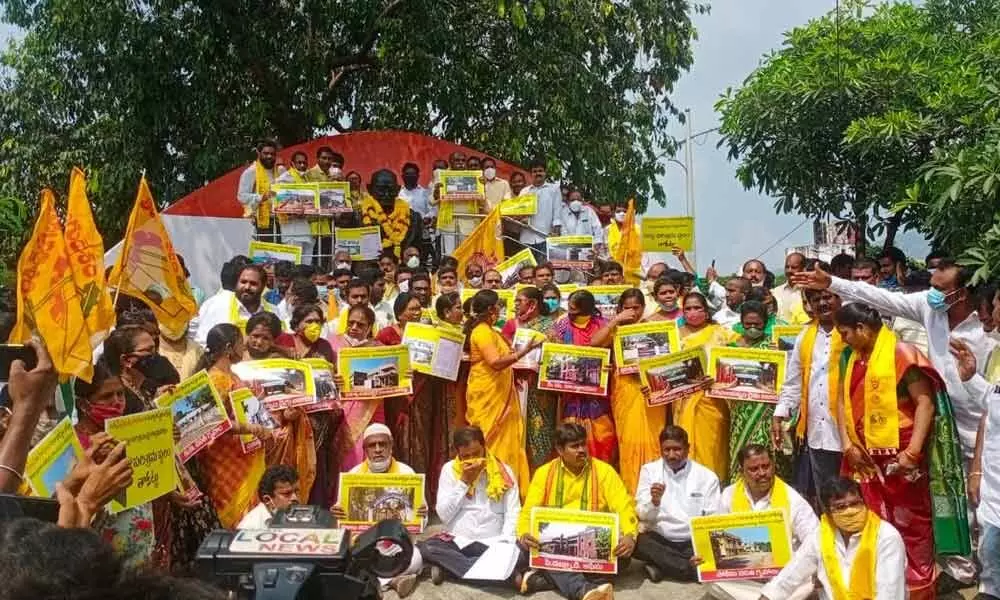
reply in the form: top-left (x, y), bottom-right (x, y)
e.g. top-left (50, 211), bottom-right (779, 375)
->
top-left (2, 142), bottom-right (1000, 600)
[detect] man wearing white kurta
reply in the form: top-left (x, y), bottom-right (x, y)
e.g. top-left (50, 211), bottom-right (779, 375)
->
top-left (273, 152), bottom-right (315, 262)
top-left (634, 426), bottom-right (720, 582)
top-left (761, 477), bottom-right (906, 600)
top-left (418, 426), bottom-right (522, 585)
top-left (195, 264), bottom-right (275, 347)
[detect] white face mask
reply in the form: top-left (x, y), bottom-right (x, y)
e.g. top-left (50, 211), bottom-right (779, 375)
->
top-left (335, 261), bottom-right (351, 270)
top-left (483, 167), bottom-right (497, 181)
top-left (614, 211), bottom-right (626, 223)
top-left (569, 200), bottom-right (583, 213)
top-left (329, 166), bottom-right (342, 178)
top-left (406, 256), bottom-right (420, 269)
top-left (367, 457), bottom-right (391, 473)
top-left (469, 276), bottom-right (483, 287)
top-left (398, 280), bottom-right (410, 293)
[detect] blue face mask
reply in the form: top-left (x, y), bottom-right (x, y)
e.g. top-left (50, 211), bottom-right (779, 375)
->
top-left (926, 288), bottom-right (953, 312)
top-left (544, 298), bottom-right (560, 312)
top-left (316, 285), bottom-right (329, 301)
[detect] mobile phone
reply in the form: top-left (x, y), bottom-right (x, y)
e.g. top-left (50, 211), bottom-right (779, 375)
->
top-left (0, 345), bottom-right (37, 382)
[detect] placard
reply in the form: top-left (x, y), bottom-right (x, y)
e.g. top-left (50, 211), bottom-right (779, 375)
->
top-left (538, 343), bottom-right (610, 397)
top-left (316, 181), bottom-right (352, 215)
top-left (512, 328), bottom-right (546, 371)
top-left (529, 508), bottom-right (619, 574)
top-left (440, 170), bottom-right (485, 200)
top-left (500, 194), bottom-right (538, 216)
top-left (337, 345), bottom-right (413, 399)
top-left (613, 321), bottom-right (681, 375)
top-left (638, 346), bottom-right (710, 406)
top-left (557, 283), bottom-right (580, 311)
top-left (547, 236), bottom-right (595, 269)
top-left (401, 322), bottom-right (465, 381)
top-left (104, 407), bottom-right (177, 513)
top-left (302, 358), bottom-right (340, 413)
top-left (460, 288), bottom-right (515, 320)
top-left (771, 325), bottom-right (805, 352)
top-left (229, 388), bottom-right (280, 454)
top-left (272, 183), bottom-right (317, 215)
top-left (641, 217), bottom-right (694, 252)
top-left (495, 248), bottom-right (537, 288)
top-left (24, 417), bottom-right (85, 498)
top-left (249, 241), bottom-right (303, 266)
top-left (334, 226), bottom-right (383, 261)
top-left (337, 473), bottom-right (426, 533)
top-left (231, 359), bottom-right (318, 410)
top-left (587, 285), bottom-right (631, 320)
top-left (707, 347), bottom-right (787, 403)
top-left (155, 370), bottom-right (232, 462)
top-left (690, 509), bottom-right (792, 582)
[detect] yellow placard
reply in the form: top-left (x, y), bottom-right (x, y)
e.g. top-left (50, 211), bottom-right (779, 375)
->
top-left (638, 345), bottom-right (709, 406)
top-left (641, 217), bottom-right (694, 252)
top-left (538, 342), bottom-right (611, 397)
top-left (495, 248), bottom-right (537, 288)
top-left (334, 226), bottom-right (383, 261)
top-left (613, 320), bottom-right (681, 375)
top-left (229, 388), bottom-right (274, 454)
top-left (155, 370), bottom-right (233, 462)
top-left (400, 322), bottom-right (466, 381)
top-left (302, 357), bottom-right (340, 413)
top-left (690, 509), bottom-right (792, 582)
top-left (461, 288), bottom-right (515, 320)
top-left (272, 182), bottom-right (319, 215)
top-left (231, 359), bottom-right (318, 410)
top-left (249, 240), bottom-right (303, 266)
top-left (529, 508), bottom-right (619, 574)
top-left (772, 325), bottom-right (806, 351)
top-left (707, 347), bottom-right (787, 403)
top-left (440, 170), bottom-right (485, 200)
top-left (337, 473), bottom-right (426, 533)
top-left (337, 345), bottom-right (413, 399)
top-left (500, 193), bottom-right (538, 216)
top-left (316, 181), bottom-right (352, 215)
top-left (104, 407), bottom-right (177, 513)
top-left (547, 235), bottom-right (595, 268)
top-left (24, 417), bottom-right (85, 498)
top-left (587, 285), bottom-right (631, 319)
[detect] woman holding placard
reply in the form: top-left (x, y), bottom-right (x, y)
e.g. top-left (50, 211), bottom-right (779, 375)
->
top-left (330, 305), bottom-right (385, 472)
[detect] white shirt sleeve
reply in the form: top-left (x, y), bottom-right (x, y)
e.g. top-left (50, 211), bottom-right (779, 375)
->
top-left (589, 208), bottom-right (606, 244)
top-left (238, 166), bottom-right (261, 209)
top-left (701, 472), bottom-right (721, 515)
top-left (775, 330), bottom-right (807, 419)
top-left (550, 186), bottom-right (562, 229)
top-left (875, 522), bottom-right (907, 600)
top-left (790, 492), bottom-right (820, 547)
top-left (707, 280), bottom-right (727, 311)
top-left (435, 461), bottom-right (468, 525)
top-left (828, 277), bottom-right (926, 324)
top-left (634, 463), bottom-right (658, 522)
top-left (760, 533), bottom-right (820, 600)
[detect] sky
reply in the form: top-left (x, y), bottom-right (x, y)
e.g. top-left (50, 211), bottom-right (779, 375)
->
top-left (647, 0), bottom-right (929, 274)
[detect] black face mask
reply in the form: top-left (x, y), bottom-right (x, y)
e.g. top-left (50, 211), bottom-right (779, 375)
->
top-left (136, 355), bottom-right (180, 397)
top-left (402, 175), bottom-right (419, 188)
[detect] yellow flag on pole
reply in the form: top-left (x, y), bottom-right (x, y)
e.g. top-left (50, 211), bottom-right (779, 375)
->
top-left (614, 199), bottom-right (643, 285)
top-left (107, 177), bottom-right (196, 340)
top-left (65, 167), bottom-right (115, 347)
top-left (452, 206), bottom-right (505, 284)
top-left (10, 190), bottom-right (94, 381)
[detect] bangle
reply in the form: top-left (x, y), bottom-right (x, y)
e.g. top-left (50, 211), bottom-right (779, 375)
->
top-left (0, 464), bottom-right (23, 481)
top-left (968, 471), bottom-right (983, 477)
top-left (901, 448), bottom-right (922, 462)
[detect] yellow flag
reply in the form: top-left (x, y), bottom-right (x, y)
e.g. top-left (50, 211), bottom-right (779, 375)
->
top-left (452, 206), bottom-right (505, 283)
top-left (614, 199), bottom-right (642, 285)
top-left (10, 190), bottom-right (94, 381)
top-left (65, 167), bottom-right (115, 347)
top-left (107, 177), bottom-right (196, 339)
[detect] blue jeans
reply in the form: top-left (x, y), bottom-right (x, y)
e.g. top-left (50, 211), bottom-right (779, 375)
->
top-left (981, 522), bottom-right (1000, 599)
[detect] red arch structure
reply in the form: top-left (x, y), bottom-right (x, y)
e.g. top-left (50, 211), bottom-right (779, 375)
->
top-left (164, 130), bottom-right (526, 216)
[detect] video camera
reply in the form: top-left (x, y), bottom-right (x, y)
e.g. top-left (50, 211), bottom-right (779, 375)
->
top-left (195, 505), bottom-right (414, 600)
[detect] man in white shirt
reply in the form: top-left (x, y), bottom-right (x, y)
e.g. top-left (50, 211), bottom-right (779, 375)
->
top-left (711, 277), bottom-right (750, 328)
top-left (559, 188), bottom-right (606, 253)
top-left (771, 252), bottom-right (810, 324)
top-left (399, 162), bottom-right (432, 219)
top-left (634, 426), bottom-right (720, 583)
top-left (772, 287), bottom-right (844, 502)
top-left (195, 264), bottom-right (275, 346)
top-left (761, 477), bottom-right (906, 600)
top-left (271, 151), bottom-right (315, 262)
top-left (517, 159), bottom-right (563, 261)
top-left (237, 464), bottom-right (300, 529)
top-left (330, 279), bottom-right (389, 334)
top-left (237, 139), bottom-right (284, 242)
top-left (482, 157), bottom-right (512, 211)
top-left (418, 426), bottom-right (522, 586)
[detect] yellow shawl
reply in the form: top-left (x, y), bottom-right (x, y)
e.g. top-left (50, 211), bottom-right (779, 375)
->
top-left (819, 511), bottom-right (880, 600)
top-left (451, 453), bottom-right (514, 501)
top-left (797, 322), bottom-right (846, 440)
top-left (842, 327), bottom-right (900, 451)
top-left (731, 476), bottom-right (791, 513)
top-left (254, 161), bottom-right (275, 228)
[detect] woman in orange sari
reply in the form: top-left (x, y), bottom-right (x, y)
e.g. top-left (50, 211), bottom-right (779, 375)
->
top-left (834, 303), bottom-right (939, 600)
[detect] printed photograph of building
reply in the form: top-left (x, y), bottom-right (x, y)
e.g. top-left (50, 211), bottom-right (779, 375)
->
top-left (621, 332), bottom-right (671, 362)
top-left (647, 357), bottom-right (705, 393)
top-left (709, 525), bottom-right (774, 569)
top-left (538, 523), bottom-right (613, 561)
top-left (346, 487), bottom-right (415, 523)
top-left (711, 358), bottom-right (778, 394)
top-left (351, 357), bottom-right (401, 390)
top-left (545, 355), bottom-right (602, 387)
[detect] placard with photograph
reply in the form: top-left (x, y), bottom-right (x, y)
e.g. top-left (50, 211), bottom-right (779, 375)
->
top-left (231, 359), bottom-right (318, 410)
top-left (302, 358), bottom-right (340, 413)
top-left (401, 322), bottom-right (465, 381)
top-left (707, 347), bottom-right (787, 403)
top-left (638, 346), bottom-right (711, 406)
top-left (229, 388), bottom-right (281, 454)
top-left (557, 283), bottom-right (580, 311)
top-left (500, 193), bottom-right (538, 216)
top-left (104, 407), bottom-right (177, 513)
top-left (337, 473), bottom-right (426, 533)
top-left (24, 417), bottom-right (84, 498)
top-left (316, 181), bottom-right (352, 215)
top-left (690, 509), bottom-right (792, 582)
top-left (547, 236), bottom-right (595, 269)
top-left (512, 328), bottom-right (546, 371)
top-left (249, 241), bottom-right (303, 266)
top-left (155, 370), bottom-right (232, 462)
top-left (334, 226), bottom-right (383, 261)
top-left (495, 248), bottom-right (537, 288)
top-left (529, 508), bottom-right (619, 574)
top-left (641, 217), bottom-right (694, 252)
top-left (538, 343), bottom-right (610, 397)
top-left (440, 169), bottom-right (485, 200)
top-left (337, 345), bottom-right (413, 399)
top-left (461, 287), bottom-right (515, 320)
top-left (587, 285), bottom-right (631, 320)
top-left (272, 183), bottom-right (317, 215)
top-left (613, 321), bottom-right (681, 375)
top-left (771, 325), bottom-right (805, 352)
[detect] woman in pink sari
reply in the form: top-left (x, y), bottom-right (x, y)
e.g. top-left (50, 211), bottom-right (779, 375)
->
top-left (328, 304), bottom-right (383, 471)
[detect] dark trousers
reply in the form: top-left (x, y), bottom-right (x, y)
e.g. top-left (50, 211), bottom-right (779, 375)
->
top-left (534, 558), bottom-right (627, 600)
top-left (417, 537), bottom-right (488, 579)
top-left (313, 234), bottom-right (333, 272)
top-left (633, 531), bottom-right (697, 582)
top-left (793, 445), bottom-right (842, 507)
top-left (255, 219), bottom-right (281, 243)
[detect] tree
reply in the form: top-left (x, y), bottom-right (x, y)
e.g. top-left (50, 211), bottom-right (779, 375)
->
top-left (0, 0), bottom-right (708, 263)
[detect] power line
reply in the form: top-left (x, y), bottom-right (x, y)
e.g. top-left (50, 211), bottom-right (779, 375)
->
top-left (754, 218), bottom-right (811, 260)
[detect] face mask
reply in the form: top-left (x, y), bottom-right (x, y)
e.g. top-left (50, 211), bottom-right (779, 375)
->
top-left (483, 167), bottom-right (497, 180)
top-left (302, 322), bottom-right (323, 343)
top-left (402, 175), bottom-right (419, 188)
top-left (134, 355), bottom-right (180, 398)
top-left (830, 505), bottom-right (868, 534)
top-left (469, 276), bottom-right (483, 287)
top-left (685, 312), bottom-right (707, 327)
top-left (329, 166), bottom-right (342, 178)
top-left (571, 314), bottom-right (591, 327)
top-left (398, 280), bottom-right (410, 293)
top-left (368, 458), bottom-right (391, 473)
top-left (84, 400), bottom-right (126, 429)
top-left (335, 261), bottom-right (351, 270)
top-left (614, 211), bottom-right (626, 223)
top-left (658, 301), bottom-right (677, 313)
top-left (744, 326), bottom-right (765, 340)
top-left (544, 298), bottom-right (560, 313)
top-left (406, 256), bottom-right (420, 269)
top-left (926, 288), bottom-right (956, 312)
top-left (316, 285), bottom-right (329, 300)
top-left (569, 200), bottom-right (583, 213)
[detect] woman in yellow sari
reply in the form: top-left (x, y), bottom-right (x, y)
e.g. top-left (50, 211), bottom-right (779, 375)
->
top-left (464, 290), bottom-right (540, 492)
top-left (675, 291), bottom-right (732, 482)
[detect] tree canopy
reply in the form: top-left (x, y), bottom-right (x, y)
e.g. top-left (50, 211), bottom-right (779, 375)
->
top-left (0, 0), bottom-right (708, 259)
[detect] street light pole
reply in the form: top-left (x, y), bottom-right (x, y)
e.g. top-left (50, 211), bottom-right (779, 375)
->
top-left (685, 108), bottom-right (696, 270)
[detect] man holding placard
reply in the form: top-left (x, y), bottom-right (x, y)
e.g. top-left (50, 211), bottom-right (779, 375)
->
top-left (517, 159), bottom-right (563, 262)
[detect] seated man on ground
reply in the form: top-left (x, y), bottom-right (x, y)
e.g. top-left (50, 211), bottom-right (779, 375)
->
top-left (238, 464), bottom-right (300, 529)
top-left (516, 423), bottom-right (638, 600)
top-left (761, 477), bottom-right (906, 600)
top-left (331, 423), bottom-right (425, 598)
top-left (634, 425), bottom-right (720, 583)
top-left (418, 426), bottom-right (521, 586)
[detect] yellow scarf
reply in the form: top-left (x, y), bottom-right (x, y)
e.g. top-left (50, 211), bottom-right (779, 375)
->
top-left (254, 161), bottom-right (275, 227)
top-left (287, 169), bottom-right (304, 183)
top-left (229, 295), bottom-right (274, 333)
top-left (451, 453), bottom-right (514, 501)
top-left (819, 512), bottom-right (880, 600)
top-left (842, 327), bottom-right (899, 451)
top-left (797, 322), bottom-right (847, 440)
top-left (358, 458), bottom-right (401, 474)
top-left (360, 195), bottom-right (411, 256)
top-left (731, 476), bottom-right (791, 513)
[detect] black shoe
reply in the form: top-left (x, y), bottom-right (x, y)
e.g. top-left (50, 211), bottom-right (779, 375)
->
top-left (430, 565), bottom-right (445, 586)
top-left (644, 563), bottom-right (663, 583)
